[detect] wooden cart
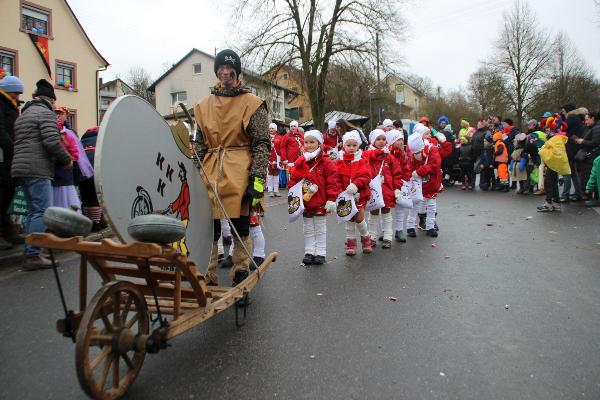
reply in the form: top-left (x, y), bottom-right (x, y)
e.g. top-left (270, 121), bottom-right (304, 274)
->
top-left (26, 233), bottom-right (277, 400)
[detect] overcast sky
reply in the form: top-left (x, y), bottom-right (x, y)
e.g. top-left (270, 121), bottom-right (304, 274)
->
top-left (69, 0), bottom-right (600, 91)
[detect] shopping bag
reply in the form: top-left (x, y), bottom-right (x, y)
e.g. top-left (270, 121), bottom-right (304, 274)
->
top-left (529, 168), bottom-right (539, 184)
top-left (336, 191), bottom-right (358, 223)
top-left (406, 177), bottom-right (423, 203)
top-left (288, 179), bottom-right (305, 222)
top-left (327, 147), bottom-right (339, 161)
top-left (366, 174), bottom-right (385, 211)
top-left (396, 182), bottom-right (414, 208)
top-left (539, 135), bottom-right (571, 176)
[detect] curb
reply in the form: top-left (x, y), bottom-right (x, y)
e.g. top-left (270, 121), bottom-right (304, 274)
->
top-left (0, 228), bottom-right (115, 267)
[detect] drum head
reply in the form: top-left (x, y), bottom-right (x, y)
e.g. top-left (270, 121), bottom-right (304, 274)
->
top-left (96, 95), bottom-right (212, 268)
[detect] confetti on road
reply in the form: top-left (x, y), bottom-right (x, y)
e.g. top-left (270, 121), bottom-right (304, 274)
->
top-left (431, 243), bottom-right (437, 248)
top-left (440, 372), bottom-right (446, 377)
top-left (388, 296), bottom-right (397, 301)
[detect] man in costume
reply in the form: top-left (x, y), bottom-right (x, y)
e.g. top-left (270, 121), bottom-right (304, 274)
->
top-left (192, 49), bottom-right (270, 287)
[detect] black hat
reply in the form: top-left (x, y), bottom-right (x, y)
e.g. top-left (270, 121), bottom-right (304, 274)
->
top-left (34, 79), bottom-right (56, 100)
top-left (393, 119), bottom-right (403, 128)
top-left (214, 49), bottom-right (241, 77)
top-left (561, 103), bottom-right (576, 113)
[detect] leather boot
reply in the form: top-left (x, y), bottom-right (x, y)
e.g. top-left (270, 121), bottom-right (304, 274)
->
top-left (230, 235), bottom-right (253, 284)
top-left (205, 241), bottom-right (219, 286)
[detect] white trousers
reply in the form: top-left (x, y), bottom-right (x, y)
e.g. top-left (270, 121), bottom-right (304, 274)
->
top-left (368, 211), bottom-right (393, 241)
top-left (407, 198), bottom-right (437, 230)
top-left (267, 174), bottom-right (279, 193)
top-left (218, 219), bottom-right (232, 255)
top-left (303, 216), bottom-right (326, 256)
top-left (394, 205), bottom-right (406, 232)
top-left (250, 225), bottom-right (265, 258)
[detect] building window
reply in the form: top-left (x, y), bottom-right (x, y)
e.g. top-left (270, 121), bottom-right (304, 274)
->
top-left (192, 63), bottom-right (202, 74)
top-left (171, 91), bottom-right (187, 105)
top-left (0, 48), bottom-right (18, 77)
top-left (55, 60), bottom-right (76, 90)
top-left (298, 107), bottom-right (304, 118)
top-left (283, 73), bottom-right (288, 80)
top-left (271, 87), bottom-right (281, 98)
top-left (66, 109), bottom-right (77, 132)
top-left (250, 87), bottom-right (258, 96)
top-left (272, 100), bottom-right (282, 119)
top-left (21, 2), bottom-right (52, 37)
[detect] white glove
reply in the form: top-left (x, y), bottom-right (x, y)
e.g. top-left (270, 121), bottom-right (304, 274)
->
top-left (287, 162), bottom-right (294, 168)
top-left (307, 183), bottom-right (318, 193)
top-left (394, 189), bottom-right (401, 200)
top-left (353, 192), bottom-right (360, 200)
top-left (345, 183), bottom-right (358, 194)
top-left (412, 170), bottom-right (420, 180)
top-left (325, 200), bottom-right (336, 213)
top-left (382, 146), bottom-right (390, 154)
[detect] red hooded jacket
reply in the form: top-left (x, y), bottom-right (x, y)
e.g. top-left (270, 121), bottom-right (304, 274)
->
top-left (407, 143), bottom-right (442, 199)
top-left (268, 134), bottom-right (283, 173)
top-left (288, 151), bottom-right (340, 214)
top-left (335, 151), bottom-right (371, 207)
top-left (366, 149), bottom-right (403, 208)
top-left (280, 131), bottom-right (304, 164)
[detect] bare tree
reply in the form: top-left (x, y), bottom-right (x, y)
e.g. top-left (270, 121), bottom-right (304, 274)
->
top-left (493, 0), bottom-right (551, 127)
top-left (468, 65), bottom-right (511, 117)
top-left (125, 66), bottom-right (154, 104)
top-left (235, 0), bottom-right (405, 128)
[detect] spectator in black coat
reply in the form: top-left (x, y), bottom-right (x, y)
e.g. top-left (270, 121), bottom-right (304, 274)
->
top-left (575, 111), bottom-right (600, 190)
top-left (560, 103), bottom-right (587, 202)
top-left (0, 76), bottom-right (24, 249)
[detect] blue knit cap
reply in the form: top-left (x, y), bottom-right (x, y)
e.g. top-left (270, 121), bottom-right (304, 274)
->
top-left (437, 115), bottom-right (449, 125)
top-left (0, 76), bottom-right (25, 93)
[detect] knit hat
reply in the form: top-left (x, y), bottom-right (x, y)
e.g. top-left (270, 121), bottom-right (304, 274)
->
top-left (407, 131), bottom-right (425, 153)
top-left (412, 123), bottom-right (430, 137)
top-left (290, 120), bottom-right (298, 127)
top-left (419, 116), bottom-right (430, 124)
top-left (269, 123), bottom-right (277, 130)
top-left (56, 106), bottom-right (70, 116)
top-left (342, 130), bottom-right (361, 145)
top-left (542, 112), bottom-right (552, 118)
top-left (561, 103), bottom-right (576, 113)
top-left (382, 119), bottom-right (393, 128)
top-left (328, 119), bottom-right (337, 130)
top-left (437, 115), bottom-right (449, 125)
top-left (34, 79), bottom-right (56, 100)
top-left (385, 129), bottom-right (403, 146)
top-left (461, 119), bottom-right (469, 126)
top-left (393, 120), bottom-right (403, 128)
top-left (369, 129), bottom-right (386, 145)
top-left (304, 129), bottom-right (323, 144)
top-left (214, 49), bottom-right (241, 77)
top-left (492, 132), bottom-right (503, 142)
top-left (0, 76), bottom-right (24, 93)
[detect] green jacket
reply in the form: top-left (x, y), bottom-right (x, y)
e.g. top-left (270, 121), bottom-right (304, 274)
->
top-left (586, 155), bottom-right (600, 195)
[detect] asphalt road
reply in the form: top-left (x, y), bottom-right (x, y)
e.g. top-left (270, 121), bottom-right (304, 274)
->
top-left (1, 188), bottom-right (599, 400)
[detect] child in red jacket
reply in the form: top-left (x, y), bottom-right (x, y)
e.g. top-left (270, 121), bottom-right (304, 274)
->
top-left (365, 129), bottom-right (402, 248)
top-left (267, 123), bottom-right (282, 197)
top-left (336, 130), bottom-right (372, 255)
top-left (289, 130), bottom-right (339, 264)
top-left (406, 125), bottom-right (442, 238)
top-left (280, 120), bottom-right (304, 170)
top-left (386, 129), bottom-right (412, 242)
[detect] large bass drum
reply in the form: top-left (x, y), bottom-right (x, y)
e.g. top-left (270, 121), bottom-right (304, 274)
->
top-left (95, 95), bottom-right (212, 268)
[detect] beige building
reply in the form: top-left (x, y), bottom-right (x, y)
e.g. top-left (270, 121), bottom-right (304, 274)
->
top-left (385, 74), bottom-right (426, 121)
top-left (0, 0), bottom-right (108, 132)
top-left (99, 78), bottom-right (134, 121)
top-left (149, 48), bottom-right (295, 126)
top-left (264, 65), bottom-right (313, 124)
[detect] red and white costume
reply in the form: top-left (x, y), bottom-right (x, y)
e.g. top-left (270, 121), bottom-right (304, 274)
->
top-left (280, 121), bottom-right (304, 167)
top-left (267, 123), bottom-right (283, 195)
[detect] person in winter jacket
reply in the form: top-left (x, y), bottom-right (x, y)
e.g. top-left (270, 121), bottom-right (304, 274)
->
top-left (493, 131), bottom-right (509, 192)
top-left (0, 75), bottom-right (24, 249)
top-left (406, 124), bottom-right (442, 238)
top-left (560, 104), bottom-right (588, 201)
top-left (471, 119), bottom-right (490, 187)
top-left (365, 129), bottom-right (402, 249)
top-left (575, 111), bottom-right (600, 190)
top-left (509, 133), bottom-right (529, 193)
top-left (267, 123), bottom-right (282, 197)
top-left (289, 130), bottom-right (339, 265)
top-left (323, 119), bottom-right (341, 160)
top-left (458, 119), bottom-right (475, 144)
top-left (479, 134), bottom-right (495, 191)
top-left (12, 79), bottom-right (73, 270)
top-left (387, 129), bottom-right (412, 242)
top-left (336, 130), bottom-right (372, 255)
top-left (52, 107), bottom-right (81, 210)
top-left (502, 118), bottom-right (520, 189)
top-left (584, 155), bottom-right (600, 207)
top-left (280, 120), bottom-right (304, 169)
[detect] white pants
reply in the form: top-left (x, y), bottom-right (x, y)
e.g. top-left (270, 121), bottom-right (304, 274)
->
top-left (303, 216), bottom-right (327, 256)
top-left (218, 219), bottom-right (232, 255)
top-left (267, 174), bottom-right (279, 194)
top-left (345, 219), bottom-right (368, 240)
top-left (368, 211), bottom-right (393, 241)
top-left (407, 198), bottom-right (437, 230)
top-left (229, 225), bottom-right (265, 258)
top-left (393, 205), bottom-right (406, 232)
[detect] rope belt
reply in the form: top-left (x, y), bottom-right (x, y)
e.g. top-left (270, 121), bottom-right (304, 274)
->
top-left (206, 145), bottom-right (251, 183)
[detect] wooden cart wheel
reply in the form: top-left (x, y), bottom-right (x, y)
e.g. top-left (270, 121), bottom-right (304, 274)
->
top-left (75, 281), bottom-right (149, 400)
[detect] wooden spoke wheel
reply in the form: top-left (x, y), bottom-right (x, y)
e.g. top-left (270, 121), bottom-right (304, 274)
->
top-left (76, 281), bottom-right (149, 400)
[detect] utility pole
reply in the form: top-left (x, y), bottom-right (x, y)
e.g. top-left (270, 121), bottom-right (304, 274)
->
top-left (375, 32), bottom-right (381, 124)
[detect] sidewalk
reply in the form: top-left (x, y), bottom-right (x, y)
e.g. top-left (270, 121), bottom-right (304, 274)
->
top-left (0, 228), bottom-right (115, 267)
